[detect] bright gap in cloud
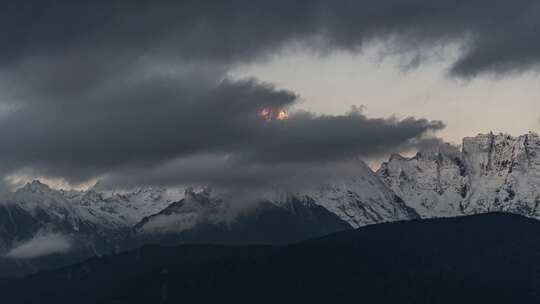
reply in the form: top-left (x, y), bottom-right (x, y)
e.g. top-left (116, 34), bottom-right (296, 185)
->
top-left (230, 44), bottom-right (540, 145)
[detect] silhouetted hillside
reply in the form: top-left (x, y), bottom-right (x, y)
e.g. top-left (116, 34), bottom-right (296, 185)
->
top-left (2, 213), bottom-right (540, 303)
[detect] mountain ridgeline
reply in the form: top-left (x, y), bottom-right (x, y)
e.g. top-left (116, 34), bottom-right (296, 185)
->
top-left (378, 132), bottom-right (540, 218)
top-left (1, 132), bottom-right (540, 277)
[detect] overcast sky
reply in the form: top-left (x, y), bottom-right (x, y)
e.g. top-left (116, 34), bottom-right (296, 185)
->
top-left (1, 1), bottom-right (540, 191)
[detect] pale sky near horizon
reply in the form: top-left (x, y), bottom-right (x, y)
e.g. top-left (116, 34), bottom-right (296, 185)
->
top-left (231, 46), bottom-right (540, 146)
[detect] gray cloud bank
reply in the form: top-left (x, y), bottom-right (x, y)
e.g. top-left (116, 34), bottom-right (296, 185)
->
top-left (1, 1), bottom-right (536, 189)
top-left (3, 1), bottom-right (539, 76)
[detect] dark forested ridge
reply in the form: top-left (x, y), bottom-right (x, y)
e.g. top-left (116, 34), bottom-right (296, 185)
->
top-left (133, 197), bottom-right (353, 246)
top-left (2, 213), bottom-right (540, 303)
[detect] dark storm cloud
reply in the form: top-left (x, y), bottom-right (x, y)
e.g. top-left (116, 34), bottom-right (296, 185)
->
top-left (0, 65), bottom-right (443, 186)
top-left (5, 0), bottom-right (537, 188)
top-left (0, 72), bottom-right (296, 180)
top-left (98, 155), bottom-right (379, 191)
top-left (95, 109), bottom-right (444, 190)
top-left (243, 109), bottom-right (444, 163)
top-left (2, 1), bottom-right (540, 76)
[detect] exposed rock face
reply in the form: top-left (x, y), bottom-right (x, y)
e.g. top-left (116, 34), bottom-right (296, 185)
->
top-left (378, 132), bottom-right (540, 219)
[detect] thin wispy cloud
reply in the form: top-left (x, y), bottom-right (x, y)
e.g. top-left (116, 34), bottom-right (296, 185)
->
top-left (5, 233), bottom-right (71, 259)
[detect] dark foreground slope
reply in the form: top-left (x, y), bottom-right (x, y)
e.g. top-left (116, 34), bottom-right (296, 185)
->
top-left (2, 213), bottom-right (540, 303)
top-left (133, 197), bottom-right (353, 246)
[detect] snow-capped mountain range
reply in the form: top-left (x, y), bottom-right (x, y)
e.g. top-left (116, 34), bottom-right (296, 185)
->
top-left (2, 132), bottom-right (540, 275)
top-left (0, 182), bottom-right (183, 255)
top-left (135, 160), bottom-right (417, 239)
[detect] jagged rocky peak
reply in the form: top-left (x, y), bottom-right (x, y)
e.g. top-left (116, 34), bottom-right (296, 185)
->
top-left (8, 180), bottom-right (73, 212)
top-left (183, 186), bottom-right (214, 205)
top-left (378, 142), bottom-right (464, 185)
top-left (126, 185), bottom-right (166, 200)
top-left (18, 180), bottom-right (54, 194)
top-left (378, 132), bottom-right (540, 219)
top-left (381, 142), bottom-right (463, 169)
top-left (462, 132), bottom-right (540, 176)
top-left (377, 143), bottom-right (465, 218)
top-left (459, 132), bottom-right (540, 217)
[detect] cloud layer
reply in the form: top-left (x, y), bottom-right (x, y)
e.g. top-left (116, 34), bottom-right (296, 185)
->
top-left (3, 1), bottom-right (540, 76)
top-left (2, 1), bottom-right (537, 189)
top-left (5, 233), bottom-right (71, 259)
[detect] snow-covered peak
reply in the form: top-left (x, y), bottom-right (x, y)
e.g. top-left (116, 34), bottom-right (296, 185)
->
top-left (377, 144), bottom-right (466, 218)
top-left (110, 185), bottom-right (183, 204)
top-left (14, 180), bottom-right (64, 201)
top-left (117, 186), bottom-right (166, 200)
top-left (18, 180), bottom-right (53, 194)
top-left (104, 186), bottom-right (185, 221)
top-left (462, 132), bottom-right (540, 176)
top-left (0, 182), bottom-right (185, 232)
top-left (280, 161), bottom-right (419, 227)
top-left (136, 187), bottom-right (232, 234)
top-left (8, 180), bottom-right (73, 214)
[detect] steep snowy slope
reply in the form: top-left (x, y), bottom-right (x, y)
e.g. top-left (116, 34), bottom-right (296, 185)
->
top-left (293, 161), bottom-right (418, 227)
